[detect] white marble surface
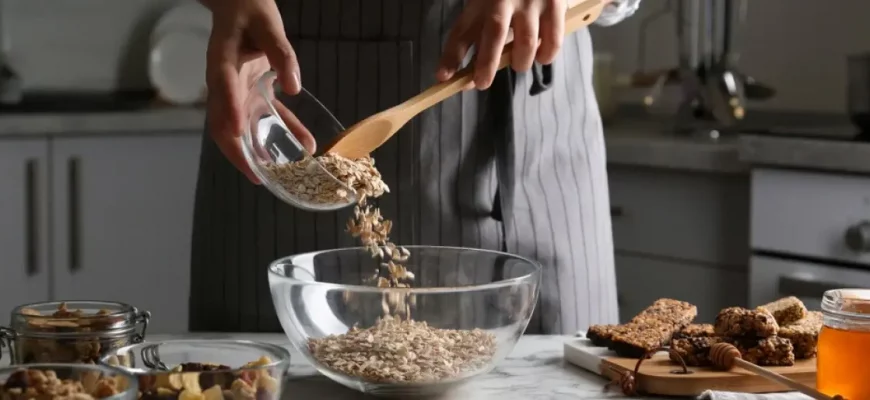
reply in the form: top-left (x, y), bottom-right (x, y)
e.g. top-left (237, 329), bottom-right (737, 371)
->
top-left (147, 333), bottom-right (650, 400)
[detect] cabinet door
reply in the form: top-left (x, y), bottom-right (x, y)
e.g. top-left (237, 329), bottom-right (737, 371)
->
top-left (0, 140), bottom-right (51, 325)
top-left (51, 134), bottom-right (201, 333)
top-left (615, 253), bottom-right (748, 323)
top-left (749, 255), bottom-right (870, 311)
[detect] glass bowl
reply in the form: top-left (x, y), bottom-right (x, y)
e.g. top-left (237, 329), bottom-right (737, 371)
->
top-left (268, 246), bottom-right (541, 397)
top-left (100, 340), bottom-right (291, 400)
top-left (0, 363), bottom-right (138, 400)
top-left (241, 71), bottom-right (357, 212)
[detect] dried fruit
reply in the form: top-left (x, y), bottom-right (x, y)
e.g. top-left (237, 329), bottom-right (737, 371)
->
top-left (0, 367), bottom-right (128, 400)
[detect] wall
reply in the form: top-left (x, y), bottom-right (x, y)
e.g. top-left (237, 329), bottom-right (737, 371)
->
top-left (2, 0), bottom-right (180, 92)
top-left (590, 0), bottom-right (870, 113)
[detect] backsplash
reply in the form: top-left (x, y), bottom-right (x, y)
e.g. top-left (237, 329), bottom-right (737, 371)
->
top-left (591, 0), bottom-right (870, 113)
top-left (2, 0), bottom-right (181, 92)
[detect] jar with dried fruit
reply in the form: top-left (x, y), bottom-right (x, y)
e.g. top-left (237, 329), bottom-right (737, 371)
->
top-left (0, 301), bottom-right (150, 364)
top-left (817, 289), bottom-right (870, 400)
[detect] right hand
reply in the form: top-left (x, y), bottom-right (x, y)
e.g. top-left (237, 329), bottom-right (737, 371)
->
top-left (204, 0), bottom-right (316, 184)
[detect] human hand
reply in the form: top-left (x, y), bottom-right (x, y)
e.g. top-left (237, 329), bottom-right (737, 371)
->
top-left (437, 0), bottom-right (567, 90)
top-left (203, 0), bottom-right (315, 184)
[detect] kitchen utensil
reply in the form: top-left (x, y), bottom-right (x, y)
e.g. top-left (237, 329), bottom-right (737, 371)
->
top-left (0, 363), bottom-right (139, 400)
top-left (709, 343), bottom-right (842, 400)
top-left (704, 0), bottom-right (746, 126)
top-left (241, 72), bottom-right (360, 211)
top-left (324, 0), bottom-right (607, 159)
top-left (148, 2), bottom-right (211, 105)
top-left (269, 246), bottom-right (541, 397)
top-left (102, 340), bottom-right (292, 397)
top-left (564, 336), bottom-right (817, 396)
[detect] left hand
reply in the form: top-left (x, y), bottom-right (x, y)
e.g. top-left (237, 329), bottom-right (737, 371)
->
top-left (437, 0), bottom-right (567, 90)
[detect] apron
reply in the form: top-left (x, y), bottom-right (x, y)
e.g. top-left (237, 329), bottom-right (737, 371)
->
top-left (189, 0), bottom-right (618, 334)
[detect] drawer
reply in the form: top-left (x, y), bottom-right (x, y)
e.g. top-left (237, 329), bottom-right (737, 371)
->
top-left (609, 166), bottom-right (750, 267)
top-left (751, 168), bottom-right (870, 265)
top-left (749, 254), bottom-right (870, 311)
top-left (616, 252), bottom-right (748, 323)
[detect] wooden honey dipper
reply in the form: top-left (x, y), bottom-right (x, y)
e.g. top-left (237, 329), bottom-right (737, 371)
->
top-left (708, 343), bottom-right (844, 400)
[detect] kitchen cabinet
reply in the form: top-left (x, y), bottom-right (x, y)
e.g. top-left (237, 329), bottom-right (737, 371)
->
top-left (615, 253), bottom-right (748, 323)
top-left (50, 135), bottom-right (201, 334)
top-left (608, 165), bottom-right (751, 321)
top-left (0, 140), bottom-right (51, 326)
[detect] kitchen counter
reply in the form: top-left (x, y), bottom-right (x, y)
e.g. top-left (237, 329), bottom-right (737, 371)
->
top-left (0, 107), bottom-right (205, 136)
top-left (739, 133), bottom-right (870, 175)
top-left (147, 333), bottom-right (649, 400)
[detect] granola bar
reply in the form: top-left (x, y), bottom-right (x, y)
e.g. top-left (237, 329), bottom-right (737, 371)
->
top-left (631, 298), bottom-right (698, 327)
top-left (779, 311), bottom-right (823, 359)
top-left (714, 307), bottom-right (779, 338)
top-left (758, 296), bottom-right (808, 326)
top-left (586, 325), bottom-right (619, 347)
top-left (672, 324), bottom-right (715, 341)
top-left (608, 324), bottom-right (678, 358)
top-left (670, 336), bottom-right (727, 366)
top-left (733, 336), bottom-right (795, 366)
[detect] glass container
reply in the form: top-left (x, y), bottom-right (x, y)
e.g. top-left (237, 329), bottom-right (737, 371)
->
top-left (817, 288), bottom-right (870, 399)
top-left (0, 363), bottom-right (138, 400)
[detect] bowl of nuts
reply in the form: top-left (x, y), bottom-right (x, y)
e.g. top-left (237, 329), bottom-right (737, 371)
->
top-left (242, 71), bottom-right (382, 212)
top-left (268, 246), bottom-right (541, 397)
top-left (0, 363), bottom-right (138, 400)
top-left (101, 339), bottom-right (291, 400)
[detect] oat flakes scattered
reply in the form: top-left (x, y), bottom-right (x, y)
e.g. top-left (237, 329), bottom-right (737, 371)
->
top-left (263, 153), bottom-right (388, 206)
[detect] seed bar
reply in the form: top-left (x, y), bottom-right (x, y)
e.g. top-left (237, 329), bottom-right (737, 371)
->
top-left (608, 324), bottom-right (679, 358)
top-left (714, 307), bottom-right (779, 338)
top-left (734, 336), bottom-right (795, 366)
top-left (670, 336), bottom-right (727, 366)
top-left (758, 296), bottom-right (808, 326)
top-left (671, 323), bottom-right (715, 341)
top-left (630, 298), bottom-right (698, 327)
top-left (779, 311), bottom-right (823, 359)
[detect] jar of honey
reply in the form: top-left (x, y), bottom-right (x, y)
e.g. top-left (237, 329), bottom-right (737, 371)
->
top-left (818, 289), bottom-right (870, 399)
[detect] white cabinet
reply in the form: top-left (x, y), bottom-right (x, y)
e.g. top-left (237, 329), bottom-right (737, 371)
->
top-left (749, 255), bottom-right (870, 311)
top-left (50, 135), bottom-right (201, 333)
top-left (0, 140), bottom-right (51, 325)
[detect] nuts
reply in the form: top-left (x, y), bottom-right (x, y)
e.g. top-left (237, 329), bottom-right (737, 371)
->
top-left (0, 367), bottom-right (129, 400)
top-left (115, 358), bottom-right (280, 400)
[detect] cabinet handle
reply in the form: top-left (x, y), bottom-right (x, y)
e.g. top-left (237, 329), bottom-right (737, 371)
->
top-left (68, 157), bottom-right (81, 273)
top-left (24, 159), bottom-right (38, 276)
top-left (778, 276), bottom-right (859, 299)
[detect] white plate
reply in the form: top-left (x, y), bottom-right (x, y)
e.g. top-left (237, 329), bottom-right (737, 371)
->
top-left (149, 28), bottom-right (209, 105)
top-left (151, 1), bottom-right (211, 47)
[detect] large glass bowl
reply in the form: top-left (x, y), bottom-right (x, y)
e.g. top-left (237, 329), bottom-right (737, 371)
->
top-left (268, 246), bottom-right (541, 397)
top-left (0, 363), bottom-right (138, 400)
top-left (100, 340), bottom-right (291, 400)
top-left (241, 71), bottom-right (357, 212)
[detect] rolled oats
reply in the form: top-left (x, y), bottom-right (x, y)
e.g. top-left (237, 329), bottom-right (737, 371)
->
top-left (263, 153), bottom-right (388, 206)
top-left (307, 316), bottom-right (497, 383)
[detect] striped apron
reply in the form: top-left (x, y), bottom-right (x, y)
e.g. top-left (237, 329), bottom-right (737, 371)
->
top-left (189, 0), bottom-right (619, 334)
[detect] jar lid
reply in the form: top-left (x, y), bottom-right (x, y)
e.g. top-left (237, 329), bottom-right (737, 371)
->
top-left (822, 289), bottom-right (870, 320)
top-left (7, 300), bottom-right (147, 338)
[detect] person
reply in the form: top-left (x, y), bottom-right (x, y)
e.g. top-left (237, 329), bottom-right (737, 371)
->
top-left (189, 0), bottom-right (641, 334)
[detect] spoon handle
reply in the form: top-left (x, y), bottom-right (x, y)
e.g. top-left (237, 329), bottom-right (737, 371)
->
top-left (403, 0), bottom-right (607, 116)
top-left (733, 359), bottom-right (837, 400)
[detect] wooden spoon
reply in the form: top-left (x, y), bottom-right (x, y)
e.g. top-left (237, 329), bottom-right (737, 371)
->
top-left (324, 0), bottom-right (608, 159)
top-left (709, 343), bottom-right (845, 400)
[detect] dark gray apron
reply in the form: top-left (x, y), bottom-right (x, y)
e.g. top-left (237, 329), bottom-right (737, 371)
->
top-left (189, 0), bottom-right (618, 334)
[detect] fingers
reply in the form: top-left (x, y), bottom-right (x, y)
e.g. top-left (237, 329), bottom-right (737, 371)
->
top-left (273, 101), bottom-right (318, 154)
top-left (536, 0), bottom-right (565, 65)
top-left (510, 4), bottom-right (541, 73)
top-left (437, 6), bottom-right (478, 81)
top-left (473, 1), bottom-right (512, 89)
top-left (249, 9), bottom-right (301, 94)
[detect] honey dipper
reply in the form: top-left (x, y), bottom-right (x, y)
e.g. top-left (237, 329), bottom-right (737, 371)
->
top-left (708, 343), bottom-right (844, 400)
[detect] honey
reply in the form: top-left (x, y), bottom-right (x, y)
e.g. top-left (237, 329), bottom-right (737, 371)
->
top-left (818, 289), bottom-right (870, 400)
top-left (817, 325), bottom-right (870, 398)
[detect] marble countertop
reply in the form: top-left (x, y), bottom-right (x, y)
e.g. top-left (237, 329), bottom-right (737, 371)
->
top-left (147, 332), bottom-right (649, 400)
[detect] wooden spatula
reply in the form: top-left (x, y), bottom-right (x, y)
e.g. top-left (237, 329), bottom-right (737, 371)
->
top-left (323, 0), bottom-right (608, 159)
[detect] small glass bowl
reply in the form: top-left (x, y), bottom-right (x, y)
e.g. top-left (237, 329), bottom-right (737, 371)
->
top-left (268, 246), bottom-right (541, 397)
top-left (241, 71), bottom-right (357, 212)
top-left (101, 340), bottom-right (292, 400)
top-left (0, 363), bottom-right (138, 400)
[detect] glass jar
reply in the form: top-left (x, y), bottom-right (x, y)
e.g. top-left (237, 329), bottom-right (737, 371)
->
top-left (0, 300), bottom-right (150, 364)
top-left (818, 289), bottom-right (870, 399)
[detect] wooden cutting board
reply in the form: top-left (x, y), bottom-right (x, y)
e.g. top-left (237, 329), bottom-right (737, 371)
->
top-left (563, 334), bottom-right (817, 396)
